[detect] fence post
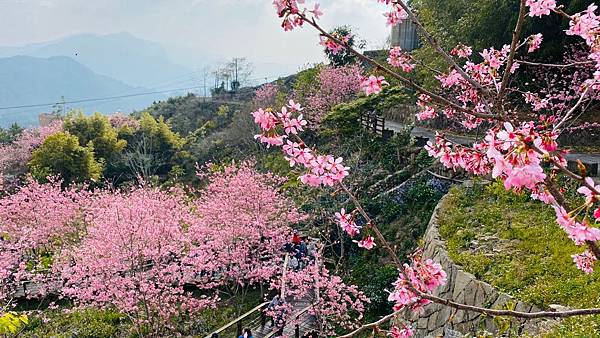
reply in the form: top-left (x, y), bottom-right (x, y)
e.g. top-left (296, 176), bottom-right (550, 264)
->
top-left (295, 323), bottom-right (300, 338)
top-left (237, 320), bottom-right (242, 337)
top-left (261, 310), bottom-right (266, 327)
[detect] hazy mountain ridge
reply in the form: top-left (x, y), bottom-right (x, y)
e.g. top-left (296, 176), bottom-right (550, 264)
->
top-left (0, 32), bottom-right (192, 88)
top-left (0, 55), bottom-right (154, 127)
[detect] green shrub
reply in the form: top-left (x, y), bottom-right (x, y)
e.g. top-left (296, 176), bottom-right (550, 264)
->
top-left (438, 182), bottom-right (600, 337)
top-left (22, 308), bottom-right (127, 338)
top-left (29, 132), bottom-right (103, 184)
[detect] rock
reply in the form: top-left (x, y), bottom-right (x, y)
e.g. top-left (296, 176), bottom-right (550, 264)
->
top-left (549, 304), bottom-right (570, 312)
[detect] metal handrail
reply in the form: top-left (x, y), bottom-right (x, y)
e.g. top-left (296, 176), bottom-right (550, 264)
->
top-left (263, 305), bottom-right (312, 338)
top-left (204, 301), bottom-right (270, 338)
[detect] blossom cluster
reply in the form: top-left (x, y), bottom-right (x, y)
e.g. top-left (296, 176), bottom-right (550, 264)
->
top-left (254, 83), bottom-right (279, 107)
top-left (302, 64), bottom-right (363, 126)
top-left (360, 75), bottom-right (389, 95)
top-left (526, 0), bottom-right (556, 17)
top-left (320, 33), bottom-right (351, 55)
top-left (387, 47), bottom-right (416, 72)
top-left (387, 252), bottom-right (447, 314)
top-left (425, 120), bottom-right (600, 272)
top-left (377, 0), bottom-right (409, 26)
top-left (0, 121), bottom-right (63, 189)
top-left (273, 0), bottom-right (322, 31)
top-left (252, 101), bottom-right (350, 187)
top-left (278, 254), bottom-right (369, 335)
top-left (389, 324), bottom-right (414, 338)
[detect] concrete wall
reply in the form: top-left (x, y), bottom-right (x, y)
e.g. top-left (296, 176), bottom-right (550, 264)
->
top-left (403, 193), bottom-right (558, 337)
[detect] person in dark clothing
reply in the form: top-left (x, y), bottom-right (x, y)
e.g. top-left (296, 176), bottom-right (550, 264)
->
top-left (299, 239), bottom-right (307, 256)
top-left (238, 328), bottom-right (254, 338)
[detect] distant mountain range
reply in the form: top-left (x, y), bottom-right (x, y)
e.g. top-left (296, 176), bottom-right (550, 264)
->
top-left (0, 33), bottom-right (200, 127)
top-left (0, 32), bottom-right (192, 88)
top-left (0, 55), bottom-right (157, 127)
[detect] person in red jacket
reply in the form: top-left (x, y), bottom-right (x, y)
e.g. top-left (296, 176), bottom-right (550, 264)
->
top-left (291, 229), bottom-right (301, 245)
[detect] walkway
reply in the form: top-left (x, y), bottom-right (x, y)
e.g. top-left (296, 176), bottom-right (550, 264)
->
top-left (205, 252), bottom-right (318, 338)
top-left (384, 121), bottom-right (600, 179)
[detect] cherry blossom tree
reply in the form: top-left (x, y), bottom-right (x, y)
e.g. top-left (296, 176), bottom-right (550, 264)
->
top-left (301, 64), bottom-right (363, 127)
top-left (276, 253), bottom-right (369, 335)
top-left (58, 186), bottom-right (212, 334)
top-left (254, 83), bottom-right (280, 107)
top-left (187, 162), bottom-right (304, 310)
top-left (255, 0), bottom-right (600, 335)
top-left (0, 178), bottom-right (81, 302)
top-left (0, 121), bottom-right (62, 190)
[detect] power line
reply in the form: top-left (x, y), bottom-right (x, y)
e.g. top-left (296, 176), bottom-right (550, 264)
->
top-left (0, 85), bottom-right (209, 111)
top-left (0, 74), bottom-right (285, 112)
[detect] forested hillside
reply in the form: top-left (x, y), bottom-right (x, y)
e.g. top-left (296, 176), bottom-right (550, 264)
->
top-left (2, 1), bottom-right (600, 337)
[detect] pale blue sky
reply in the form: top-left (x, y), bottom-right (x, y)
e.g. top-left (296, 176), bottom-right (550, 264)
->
top-left (0, 0), bottom-right (392, 74)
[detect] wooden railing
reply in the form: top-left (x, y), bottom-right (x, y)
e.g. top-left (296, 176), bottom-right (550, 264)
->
top-left (204, 301), bottom-right (270, 338)
top-left (359, 110), bottom-right (394, 139)
top-left (263, 305), bottom-right (313, 338)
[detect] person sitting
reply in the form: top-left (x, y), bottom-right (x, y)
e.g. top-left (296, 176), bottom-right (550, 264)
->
top-left (299, 239), bottom-right (308, 256)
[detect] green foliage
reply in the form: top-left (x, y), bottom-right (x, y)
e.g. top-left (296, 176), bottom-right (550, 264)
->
top-left (321, 86), bottom-right (408, 137)
top-left (0, 123), bottom-right (23, 144)
top-left (412, 0), bottom-right (596, 62)
top-left (29, 132), bottom-right (102, 184)
top-left (291, 65), bottom-right (322, 104)
top-left (0, 312), bottom-right (28, 335)
top-left (63, 112), bottom-right (127, 162)
top-left (146, 94), bottom-right (241, 136)
top-left (349, 262), bottom-right (397, 320)
top-left (324, 26), bottom-right (366, 67)
top-left (438, 183), bottom-right (600, 336)
top-left (22, 308), bottom-right (126, 338)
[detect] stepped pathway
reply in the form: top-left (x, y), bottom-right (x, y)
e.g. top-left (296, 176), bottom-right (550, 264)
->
top-left (207, 252), bottom-right (319, 338)
top-left (252, 298), bottom-right (315, 338)
top-left (385, 121), bottom-right (600, 182)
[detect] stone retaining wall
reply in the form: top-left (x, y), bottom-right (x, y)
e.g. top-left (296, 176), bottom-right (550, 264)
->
top-left (403, 192), bottom-right (557, 337)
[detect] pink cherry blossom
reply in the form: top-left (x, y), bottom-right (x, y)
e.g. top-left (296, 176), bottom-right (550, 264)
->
top-left (361, 75), bottom-right (389, 95)
top-left (572, 251), bottom-right (597, 274)
top-left (389, 324), bottom-right (414, 338)
top-left (450, 44), bottom-right (473, 58)
top-left (387, 47), bottom-right (416, 72)
top-left (526, 0), bottom-right (556, 17)
top-left (335, 208), bottom-right (361, 237)
top-left (577, 177), bottom-right (600, 204)
top-left (528, 33), bottom-right (543, 53)
top-left (356, 236), bottom-right (376, 250)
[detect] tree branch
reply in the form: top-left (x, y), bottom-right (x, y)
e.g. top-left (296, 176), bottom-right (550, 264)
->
top-left (299, 14), bottom-right (498, 121)
top-left (498, 0), bottom-right (527, 99)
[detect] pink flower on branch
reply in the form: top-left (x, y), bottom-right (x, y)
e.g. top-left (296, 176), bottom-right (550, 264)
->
top-left (577, 177), bottom-right (600, 205)
top-left (355, 236), bottom-right (376, 250)
top-left (387, 47), bottom-right (416, 72)
top-left (526, 0), bottom-right (556, 17)
top-left (361, 75), bottom-right (389, 96)
top-left (389, 324), bottom-right (414, 338)
top-left (252, 102), bottom-right (350, 187)
top-left (573, 250), bottom-right (597, 274)
top-left (335, 208), bottom-right (361, 237)
top-left (528, 33), bottom-right (543, 53)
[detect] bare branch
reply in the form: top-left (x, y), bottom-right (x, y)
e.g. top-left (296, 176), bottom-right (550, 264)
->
top-left (516, 59), bottom-right (595, 68)
top-left (498, 0), bottom-right (527, 99)
top-left (390, 0), bottom-right (491, 96)
top-left (299, 15), bottom-right (498, 121)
